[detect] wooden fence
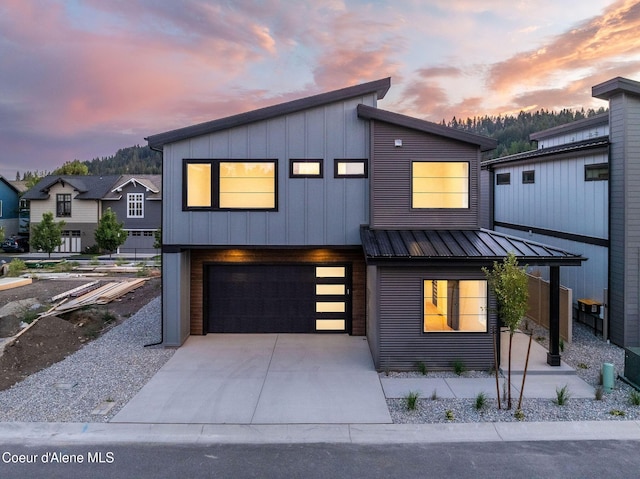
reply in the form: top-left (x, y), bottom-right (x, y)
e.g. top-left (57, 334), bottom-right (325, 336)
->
top-left (525, 274), bottom-right (573, 343)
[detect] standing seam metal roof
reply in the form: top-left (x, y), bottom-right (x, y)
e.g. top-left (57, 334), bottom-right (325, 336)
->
top-left (360, 226), bottom-right (585, 265)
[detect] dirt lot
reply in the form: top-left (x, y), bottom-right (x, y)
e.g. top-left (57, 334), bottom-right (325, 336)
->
top-left (0, 274), bottom-right (161, 391)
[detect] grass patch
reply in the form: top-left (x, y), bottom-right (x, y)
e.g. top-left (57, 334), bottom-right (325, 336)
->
top-left (610, 409), bottom-right (626, 417)
top-left (445, 409), bottom-right (455, 421)
top-left (416, 361), bottom-right (428, 375)
top-left (514, 409), bottom-right (525, 421)
top-left (595, 386), bottom-right (604, 401)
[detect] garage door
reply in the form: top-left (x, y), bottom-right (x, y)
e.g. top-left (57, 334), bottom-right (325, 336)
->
top-left (206, 264), bottom-right (350, 333)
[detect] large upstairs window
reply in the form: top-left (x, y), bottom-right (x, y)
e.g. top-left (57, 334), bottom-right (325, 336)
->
top-left (412, 161), bottom-right (469, 208)
top-left (127, 193), bottom-right (144, 218)
top-left (183, 160), bottom-right (277, 210)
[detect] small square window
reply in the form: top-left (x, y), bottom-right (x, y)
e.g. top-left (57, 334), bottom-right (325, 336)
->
top-left (496, 173), bottom-right (510, 185)
top-left (334, 159), bottom-right (368, 178)
top-left (585, 163), bottom-right (608, 181)
top-left (522, 170), bottom-right (535, 184)
top-left (290, 159), bottom-right (323, 178)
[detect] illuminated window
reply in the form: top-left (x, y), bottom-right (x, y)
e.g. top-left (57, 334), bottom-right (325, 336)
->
top-left (127, 193), bottom-right (144, 218)
top-left (334, 159), bottom-right (367, 178)
top-left (290, 159), bottom-right (322, 178)
top-left (412, 162), bottom-right (469, 208)
top-left (183, 160), bottom-right (276, 210)
top-left (423, 280), bottom-right (487, 332)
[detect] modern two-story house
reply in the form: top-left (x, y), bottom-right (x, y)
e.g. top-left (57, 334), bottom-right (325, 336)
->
top-left (23, 174), bottom-right (161, 254)
top-left (148, 78), bottom-right (584, 370)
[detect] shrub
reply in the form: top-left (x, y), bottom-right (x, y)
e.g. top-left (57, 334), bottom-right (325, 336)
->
top-left (610, 409), bottom-right (626, 417)
top-left (514, 409), bottom-right (525, 421)
top-left (405, 391), bottom-right (420, 411)
top-left (552, 385), bottom-right (571, 406)
top-left (416, 361), bottom-right (428, 375)
top-left (474, 392), bottom-right (487, 411)
top-left (7, 258), bottom-right (26, 277)
top-left (629, 390), bottom-right (640, 406)
top-left (452, 359), bottom-right (465, 376)
top-left (445, 409), bottom-right (455, 421)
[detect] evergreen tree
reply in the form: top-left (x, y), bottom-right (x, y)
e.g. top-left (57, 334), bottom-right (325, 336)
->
top-left (94, 208), bottom-right (127, 258)
top-left (31, 212), bottom-right (65, 258)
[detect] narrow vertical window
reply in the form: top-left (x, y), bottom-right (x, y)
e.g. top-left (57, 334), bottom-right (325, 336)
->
top-left (56, 194), bottom-right (72, 217)
top-left (185, 162), bottom-right (212, 208)
top-left (127, 193), bottom-right (144, 218)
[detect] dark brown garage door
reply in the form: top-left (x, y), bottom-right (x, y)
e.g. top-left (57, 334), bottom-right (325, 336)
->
top-left (206, 264), bottom-right (350, 333)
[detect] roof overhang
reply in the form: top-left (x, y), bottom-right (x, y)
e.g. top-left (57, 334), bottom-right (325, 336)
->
top-left (146, 77), bottom-right (391, 150)
top-left (357, 104), bottom-right (497, 152)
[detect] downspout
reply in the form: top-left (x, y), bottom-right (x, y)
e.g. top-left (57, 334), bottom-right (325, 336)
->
top-left (144, 143), bottom-right (164, 348)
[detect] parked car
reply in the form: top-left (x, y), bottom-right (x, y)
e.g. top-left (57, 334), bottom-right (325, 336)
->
top-left (1, 237), bottom-right (29, 253)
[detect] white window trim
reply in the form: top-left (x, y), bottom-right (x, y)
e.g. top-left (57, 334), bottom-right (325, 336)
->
top-left (127, 193), bottom-right (144, 218)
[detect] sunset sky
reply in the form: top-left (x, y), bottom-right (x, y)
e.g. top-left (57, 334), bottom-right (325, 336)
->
top-left (1, 0), bottom-right (640, 179)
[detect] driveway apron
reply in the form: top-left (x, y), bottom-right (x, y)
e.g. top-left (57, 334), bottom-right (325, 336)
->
top-left (111, 334), bottom-right (392, 424)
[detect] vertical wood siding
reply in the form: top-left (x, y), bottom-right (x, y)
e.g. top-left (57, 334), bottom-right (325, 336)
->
top-left (163, 95), bottom-right (376, 247)
top-left (189, 248), bottom-right (366, 337)
top-left (370, 122), bottom-right (480, 229)
top-left (374, 267), bottom-right (496, 371)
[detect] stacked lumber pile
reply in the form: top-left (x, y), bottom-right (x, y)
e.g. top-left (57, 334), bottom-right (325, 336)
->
top-left (41, 278), bottom-right (147, 317)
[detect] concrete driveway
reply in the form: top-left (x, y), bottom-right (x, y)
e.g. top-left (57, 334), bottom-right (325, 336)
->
top-left (111, 334), bottom-right (392, 424)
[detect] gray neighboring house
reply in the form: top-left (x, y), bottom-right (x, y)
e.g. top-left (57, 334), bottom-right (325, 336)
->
top-left (148, 78), bottom-right (584, 371)
top-left (23, 174), bottom-right (161, 254)
top-left (102, 174), bottom-right (162, 254)
top-left (483, 76), bottom-right (640, 349)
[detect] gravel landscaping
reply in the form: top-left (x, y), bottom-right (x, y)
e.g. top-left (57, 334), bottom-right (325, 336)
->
top-left (0, 296), bottom-right (174, 423)
top-left (387, 321), bottom-right (640, 423)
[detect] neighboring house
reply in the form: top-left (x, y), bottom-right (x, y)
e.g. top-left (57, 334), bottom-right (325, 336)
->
top-left (147, 78), bottom-right (584, 370)
top-left (11, 180), bottom-right (30, 236)
top-left (22, 174), bottom-right (161, 254)
top-left (483, 76), bottom-right (640, 349)
top-left (0, 176), bottom-right (24, 238)
top-left (102, 175), bottom-right (162, 253)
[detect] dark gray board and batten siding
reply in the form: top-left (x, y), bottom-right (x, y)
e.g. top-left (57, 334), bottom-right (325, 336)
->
top-left (369, 121), bottom-right (481, 230)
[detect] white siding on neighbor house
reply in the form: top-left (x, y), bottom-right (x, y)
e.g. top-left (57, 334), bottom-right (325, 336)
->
top-left (536, 124), bottom-right (610, 149)
top-left (495, 225), bottom-right (607, 304)
top-left (493, 152), bottom-right (608, 239)
top-left (163, 95), bottom-right (374, 247)
top-left (30, 183), bottom-right (100, 223)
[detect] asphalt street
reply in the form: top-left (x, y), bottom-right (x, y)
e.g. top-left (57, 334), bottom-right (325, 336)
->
top-left (1, 440), bottom-right (639, 479)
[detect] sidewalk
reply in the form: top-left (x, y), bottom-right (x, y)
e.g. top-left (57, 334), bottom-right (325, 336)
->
top-left (2, 420), bottom-right (639, 445)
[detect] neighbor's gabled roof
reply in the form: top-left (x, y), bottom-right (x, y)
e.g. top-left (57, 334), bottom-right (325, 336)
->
top-left (356, 104), bottom-right (497, 152)
top-left (103, 175), bottom-right (162, 200)
top-left (360, 226), bottom-right (586, 266)
top-left (22, 175), bottom-right (121, 200)
top-left (146, 77), bottom-right (392, 149)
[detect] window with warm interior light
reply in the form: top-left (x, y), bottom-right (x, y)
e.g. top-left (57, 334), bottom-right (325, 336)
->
top-left (412, 162), bottom-right (469, 208)
top-left (290, 159), bottom-right (322, 178)
top-left (183, 160), bottom-right (276, 210)
top-left (334, 159), bottom-right (367, 178)
top-left (423, 279), bottom-right (487, 332)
